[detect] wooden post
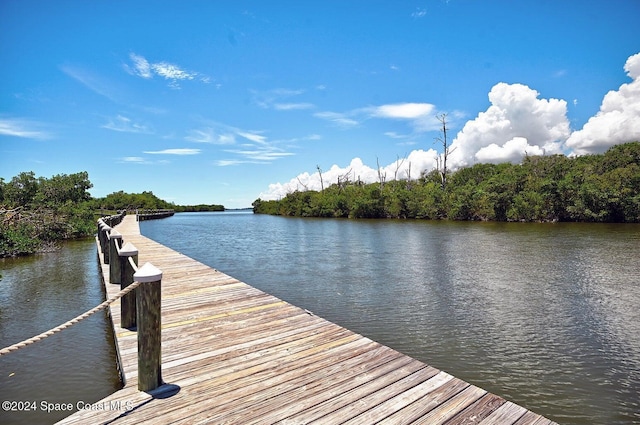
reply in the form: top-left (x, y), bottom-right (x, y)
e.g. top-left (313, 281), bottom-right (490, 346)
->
top-left (119, 242), bottom-right (139, 329)
top-left (108, 230), bottom-right (123, 284)
top-left (101, 224), bottom-right (112, 264)
top-left (97, 220), bottom-right (105, 252)
top-left (134, 262), bottom-right (163, 392)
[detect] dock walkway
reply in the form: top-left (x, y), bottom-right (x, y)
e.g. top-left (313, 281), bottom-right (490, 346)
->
top-left (59, 214), bottom-right (556, 424)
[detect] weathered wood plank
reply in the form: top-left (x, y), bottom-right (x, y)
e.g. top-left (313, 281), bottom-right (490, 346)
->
top-left (445, 393), bottom-right (507, 425)
top-left (478, 401), bottom-right (528, 424)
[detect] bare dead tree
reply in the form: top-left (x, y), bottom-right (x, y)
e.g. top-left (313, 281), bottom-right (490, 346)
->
top-left (405, 161), bottom-right (413, 190)
top-left (316, 165), bottom-right (324, 193)
top-left (393, 154), bottom-right (407, 181)
top-left (296, 176), bottom-right (308, 191)
top-left (376, 157), bottom-right (387, 188)
top-left (336, 168), bottom-right (352, 190)
top-left (434, 113), bottom-right (455, 191)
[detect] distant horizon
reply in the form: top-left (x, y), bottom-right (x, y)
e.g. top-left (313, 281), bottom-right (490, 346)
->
top-left (2, 1), bottom-right (639, 208)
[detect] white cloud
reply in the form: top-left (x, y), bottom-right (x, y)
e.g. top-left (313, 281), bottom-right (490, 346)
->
top-left (185, 127), bottom-right (236, 144)
top-left (122, 156), bottom-right (145, 162)
top-left (449, 82), bottom-right (570, 166)
top-left (224, 147), bottom-right (294, 162)
top-left (316, 102), bottom-right (440, 132)
top-left (412, 8), bottom-right (427, 18)
top-left (61, 64), bottom-right (118, 101)
top-left (144, 148), bottom-right (201, 155)
top-left (372, 102), bottom-right (439, 132)
top-left (252, 88), bottom-right (314, 110)
top-left (384, 131), bottom-right (409, 139)
top-left (475, 137), bottom-right (545, 164)
top-left (129, 53), bottom-right (152, 78)
top-left (151, 62), bottom-right (196, 81)
top-left (274, 103), bottom-right (315, 111)
top-left (259, 149), bottom-right (438, 200)
top-left (102, 115), bottom-right (152, 133)
top-left (314, 111), bottom-right (361, 128)
top-left (126, 53), bottom-right (210, 89)
top-left (373, 102), bottom-right (434, 119)
top-left (194, 122), bottom-right (295, 165)
top-left (0, 118), bottom-right (52, 140)
top-left (566, 52), bottom-right (640, 155)
top-left (238, 131), bottom-right (268, 144)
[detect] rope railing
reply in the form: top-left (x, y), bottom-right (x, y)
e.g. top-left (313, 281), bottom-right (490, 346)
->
top-left (3, 213), bottom-right (164, 392)
top-left (0, 280), bottom-right (142, 357)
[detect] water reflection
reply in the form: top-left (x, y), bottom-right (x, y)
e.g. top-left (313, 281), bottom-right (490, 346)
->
top-left (0, 239), bottom-right (121, 425)
top-left (142, 213), bottom-right (640, 425)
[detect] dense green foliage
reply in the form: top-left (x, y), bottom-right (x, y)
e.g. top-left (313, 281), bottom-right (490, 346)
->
top-left (1, 174), bottom-right (225, 257)
top-left (253, 142), bottom-right (640, 223)
top-left (173, 204), bottom-right (225, 212)
top-left (0, 171), bottom-right (95, 257)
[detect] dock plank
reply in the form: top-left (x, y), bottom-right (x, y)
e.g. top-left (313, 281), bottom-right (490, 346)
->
top-left (57, 214), bottom-right (558, 425)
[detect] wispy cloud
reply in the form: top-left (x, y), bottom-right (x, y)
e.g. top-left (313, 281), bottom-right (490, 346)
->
top-left (60, 64), bottom-right (119, 101)
top-left (223, 146), bottom-right (294, 162)
top-left (125, 53), bottom-right (211, 89)
top-left (274, 103), bottom-right (315, 111)
top-left (315, 102), bottom-right (439, 132)
top-left (384, 131), bottom-right (410, 139)
top-left (119, 156), bottom-right (171, 165)
top-left (102, 115), bottom-right (152, 133)
top-left (252, 88), bottom-right (314, 110)
top-left (0, 118), bottom-right (53, 140)
top-left (412, 8), bottom-right (427, 18)
top-left (314, 111), bottom-right (361, 129)
top-left (120, 156), bottom-right (149, 164)
top-left (185, 127), bottom-right (236, 144)
top-left (144, 148), bottom-right (202, 155)
top-left (237, 131), bottom-right (268, 144)
top-left (186, 120), bottom-right (296, 166)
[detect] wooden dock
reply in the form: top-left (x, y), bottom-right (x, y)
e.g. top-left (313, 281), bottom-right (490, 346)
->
top-left (59, 214), bottom-right (557, 424)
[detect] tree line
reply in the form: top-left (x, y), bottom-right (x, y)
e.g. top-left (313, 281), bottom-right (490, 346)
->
top-left (0, 172), bottom-right (224, 257)
top-left (253, 142), bottom-right (640, 223)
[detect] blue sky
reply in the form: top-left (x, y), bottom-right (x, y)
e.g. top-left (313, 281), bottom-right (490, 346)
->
top-left (2, 1), bottom-right (639, 208)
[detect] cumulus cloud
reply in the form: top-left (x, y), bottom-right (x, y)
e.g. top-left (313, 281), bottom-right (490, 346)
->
top-left (258, 149), bottom-right (438, 200)
top-left (566, 52), bottom-right (640, 155)
top-left (449, 82), bottom-right (570, 166)
top-left (475, 137), bottom-right (545, 164)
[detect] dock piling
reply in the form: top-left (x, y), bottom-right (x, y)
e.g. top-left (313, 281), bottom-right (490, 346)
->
top-left (134, 262), bottom-right (163, 392)
top-left (118, 242), bottom-right (139, 329)
top-left (108, 230), bottom-right (123, 284)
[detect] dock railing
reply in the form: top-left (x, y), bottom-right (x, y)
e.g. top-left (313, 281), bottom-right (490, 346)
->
top-left (136, 209), bottom-right (175, 221)
top-left (97, 212), bottom-right (163, 391)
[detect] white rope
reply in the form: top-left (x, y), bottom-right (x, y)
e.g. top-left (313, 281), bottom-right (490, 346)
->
top-left (0, 281), bottom-right (142, 357)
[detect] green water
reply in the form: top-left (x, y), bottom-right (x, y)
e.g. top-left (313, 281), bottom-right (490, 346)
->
top-left (0, 239), bottom-right (121, 425)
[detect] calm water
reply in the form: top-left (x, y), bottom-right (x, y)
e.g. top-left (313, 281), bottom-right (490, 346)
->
top-left (0, 239), bottom-right (121, 425)
top-left (141, 212), bottom-right (640, 425)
